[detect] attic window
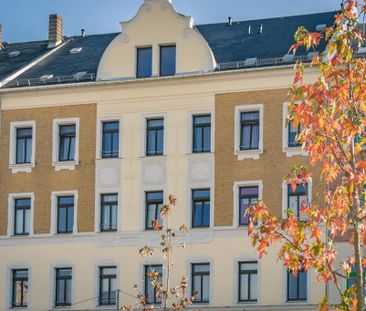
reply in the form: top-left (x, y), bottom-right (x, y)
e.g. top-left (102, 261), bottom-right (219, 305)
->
top-left (244, 58), bottom-right (257, 66)
top-left (8, 51), bottom-right (21, 58)
top-left (69, 47), bottom-right (83, 54)
top-left (283, 54), bottom-right (295, 62)
top-left (40, 74), bottom-right (53, 81)
top-left (315, 24), bottom-right (327, 31)
top-left (73, 71), bottom-right (87, 78)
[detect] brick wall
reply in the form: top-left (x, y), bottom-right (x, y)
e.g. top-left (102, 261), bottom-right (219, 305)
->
top-left (0, 104), bottom-right (96, 235)
top-left (214, 89), bottom-right (323, 226)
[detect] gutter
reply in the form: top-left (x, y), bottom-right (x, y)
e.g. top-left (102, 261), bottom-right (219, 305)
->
top-left (0, 63), bottom-right (310, 94)
top-left (0, 39), bottom-right (71, 88)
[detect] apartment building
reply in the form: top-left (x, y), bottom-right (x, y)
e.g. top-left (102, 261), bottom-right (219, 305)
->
top-left (0, 0), bottom-right (345, 310)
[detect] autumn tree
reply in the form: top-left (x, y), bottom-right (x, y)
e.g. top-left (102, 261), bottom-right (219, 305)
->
top-left (122, 195), bottom-right (194, 311)
top-left (248, 1), bottom-right (366, 310)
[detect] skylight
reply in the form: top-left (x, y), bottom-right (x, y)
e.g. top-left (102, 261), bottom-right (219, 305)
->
top-left (315, 24), bottom-right (327, 31)
top-left (8, 51), bottom-right (21, 58)
top-left (69, 47), bottom-right (83, 54)
top-left (40, 74), bottom-right (54, 81)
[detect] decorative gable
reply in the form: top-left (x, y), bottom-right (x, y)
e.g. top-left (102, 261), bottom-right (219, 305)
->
top-left (97, 0), bottom-right (217, 81)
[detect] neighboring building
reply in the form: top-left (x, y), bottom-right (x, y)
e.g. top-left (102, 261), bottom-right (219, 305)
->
top-left (0, 0), bottom-right (345, 310)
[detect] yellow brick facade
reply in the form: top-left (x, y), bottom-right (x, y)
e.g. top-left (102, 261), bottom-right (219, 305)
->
top-left (0, 104), bottom-right (96, 235)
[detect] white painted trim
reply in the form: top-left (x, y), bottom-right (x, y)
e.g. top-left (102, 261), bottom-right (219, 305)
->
top-left (234, 104), bottom-right (263, 160)
top-left (187, 257), bottom-right (213, 306)
top-left (52, 118), bottom-right (80, 171)
top-left (233, 181), bottom-right (263, 227)
top-left (50, 191), bottom-right (79, 235)
top-left (49, 262), bottom-right (75, 309)
top-left (95, 192), bottom-right (121, 233)
top-left (7, 192), bottom-right (35, 237)
top-left (281, 179), bottom-right (312, 220)
top-left (141, 113), bottom-right (167, 157)
top-left (9, 121), bottom-right (36, 174)
top-left (232, 255), bottom-right (261, 305)
top-left (6, 264), bottom-right (32, 310)
top-left (187, 109), bottom-right (214, 154)
top-left (282, 102), bottom-right (308, 158)
top-left (96, 116), bottom-right (123, 160)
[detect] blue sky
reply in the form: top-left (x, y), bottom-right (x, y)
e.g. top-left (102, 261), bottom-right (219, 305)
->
top-left (2, 0), bottom-right (339, 43)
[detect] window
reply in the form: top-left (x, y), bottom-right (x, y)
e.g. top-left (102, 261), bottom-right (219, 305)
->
top-left (100, 194), bottom-right (118, 232)
top-left (144, 265), bottom-right (162, 305)
top-left (347, 266), bottom-right (366, 295)
top-left (12, 269), bottom-right (28, 308)
top-left (239, 262), bottom-right (258, 303)
top-left (55, 268), bottom-right (72, 306)
top-left (288, 184), bottom-right (308, 221)
top-left (145, 191), bottom-right (163, 230)
top-left (288, 120), bottom-right (302, 147)
top-left (99, 267), bottom-right (117, 306)
top-left (240, 112), bottom-right (259, 150)
top-left (146, 118), bottom-right (164, 156)
top-left (137, 47), bottom-right (152, 78)
top-left (14, 198), bottom-right (31, 236)
top-left (287, 270), bottom-right (307, 301)
top-left (239, 187), bottom-right (258, 226)
top-left (16, 128), bottom-right (32, 164)
top-left (192, 189), bottom-right (210, 228)
top-left (160, 45), bottom-right (176, 76)
top-left (102, 121), bottom-right (119, 159)
top-left (57, 196), bottom-right (74, 234)
top-left (192, 263), bottom-right (210, 304)
top-left (59, 124), bottom-right (76, 161)
top-left (193, 115), bottom-right (211, 153)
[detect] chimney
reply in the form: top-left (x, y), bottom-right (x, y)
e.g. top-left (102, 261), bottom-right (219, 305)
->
top-left (0, 24), bottom-right (3, 50)
top-left (228, 17), bottom-right (232, 26)
top-left (48, 14), bottom-right (63, 48)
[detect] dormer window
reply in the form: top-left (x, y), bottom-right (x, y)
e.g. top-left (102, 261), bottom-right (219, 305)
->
top-left (160, 45), bottom-right (176, 76)
top-left (137, 47), bottom-right (152, 78)
top-left (69, 47), bottom-right (83, 54)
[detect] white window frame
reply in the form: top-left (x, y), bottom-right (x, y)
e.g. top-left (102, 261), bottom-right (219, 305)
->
top-left (9, 121), bottom-right (36, 174)
top-left (282, 179), bottom-right (312, 219)
top-left (7, 264), bottom-right (32, 310)
top-left (234, 104), bottom-right (263, 160)
top-left (7, 193), bottom-right (35, 237)
top-left (282, 102), bottom-right (308, 157)
top-left (52, 118), bottom-right (80, 171)
top-left (50, 191), bottom-right (78, 235)
top-left (96, 117), bottom-right (123, 160)
top-left (233, 180), bottom-right (263, 227)
top-left (187, 110), bottom-right (215, 154)
top-left (141, 114), bottom-right (167, 157)
top-left (95, 192), bottom-right (121, 233)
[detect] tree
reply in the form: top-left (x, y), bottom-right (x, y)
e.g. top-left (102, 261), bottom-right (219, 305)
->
top-left (248, 1), bottom-right (366, 310)
top-left (122, 194), bottom-right (194, 311)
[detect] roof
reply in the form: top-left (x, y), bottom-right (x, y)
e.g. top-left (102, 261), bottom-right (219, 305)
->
top-left (196, 11), bottom-right (336, 63)
top-left (0, 40), bottom-right (50, 80)
top-left (0, 11), bottom-right (336, 88)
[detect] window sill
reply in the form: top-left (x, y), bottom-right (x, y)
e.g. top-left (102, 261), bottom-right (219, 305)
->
top-left (96, 157), bottom-right (122, 161)
top-left (9, 163), bottom-right (34, 174)
top-left (235, 149), bottom-right (262, 160)
top-left (53, 161), bottom-right (78, 171)
top-left (283, 147), bottom-right (308, 158)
